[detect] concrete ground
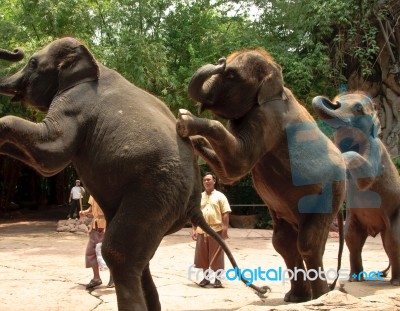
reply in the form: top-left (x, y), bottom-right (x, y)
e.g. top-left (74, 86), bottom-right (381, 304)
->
top-left (0, 205), bottom-right (399, 311)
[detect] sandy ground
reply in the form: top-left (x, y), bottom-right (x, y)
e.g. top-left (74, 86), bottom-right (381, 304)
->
top-left (0, 206), bottom-right (399, 311)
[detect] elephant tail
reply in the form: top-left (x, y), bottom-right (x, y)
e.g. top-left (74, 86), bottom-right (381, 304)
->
top-left (329, 206), bottom-right (345, 291)
top-left (380, 263), bottom-right (391, 277)
top-left (190, 212), bottom-right (270, 297)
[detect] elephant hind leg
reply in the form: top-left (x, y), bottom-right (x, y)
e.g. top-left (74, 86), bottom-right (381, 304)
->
top-left (103, 228), bottom-right (163, 311)
top-left (382, 213), bottom-right (400, 285)
top-left (271, 213), bottom-right (311, 302)
top-left (102, 198), bottom-right (169, 311)
top-left (142, 264), bottom-right (161, 310)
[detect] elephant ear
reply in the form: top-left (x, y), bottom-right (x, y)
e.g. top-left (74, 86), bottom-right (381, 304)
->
top-left (257, 62), bottom-right (284, 104)
top-left (58, 44), bottom-right (99, 93)
top-left (368, 102), bottom-right (381, 138)
top-left (362, 96), bottom-right (381, 138)
top-left (371, 112), bottom-right (381, 138)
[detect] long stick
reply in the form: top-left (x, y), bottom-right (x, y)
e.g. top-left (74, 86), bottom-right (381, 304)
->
top-left (209, 245), bottom-right (222, 267)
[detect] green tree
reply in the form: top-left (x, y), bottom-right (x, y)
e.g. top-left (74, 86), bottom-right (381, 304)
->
top-left (2, 0), bottom-right (398, 216)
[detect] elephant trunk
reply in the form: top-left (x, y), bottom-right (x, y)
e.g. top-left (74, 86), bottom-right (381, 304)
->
top-left (0, 48), bottom-right (24, 97)
top-left (312, 96), bottom-right (342, 119)
top-left (0, 48), bottom-right (24, 62)
top-left (188, 58), bottom-right (226, 110)
top-left (0, 71), bottom-right (23, 97)
top-left (312, 96), bottom-right (349, 128)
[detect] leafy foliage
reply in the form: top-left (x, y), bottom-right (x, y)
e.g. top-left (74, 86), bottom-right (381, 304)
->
top-left (0, 0), bottom-right (388, 111)
top-left (0, 0), bottom-right (395, 212)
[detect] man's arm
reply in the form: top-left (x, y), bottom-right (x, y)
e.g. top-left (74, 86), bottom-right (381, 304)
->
top-left (80, 205), bottom-right (92, 216)
top-left (191, 226), bottom-right (197, 241)
top-left (221, 212), bottom-right (230, 240)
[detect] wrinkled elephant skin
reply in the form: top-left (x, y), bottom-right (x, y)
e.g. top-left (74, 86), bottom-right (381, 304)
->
top-left (313, 92), bottom-right (400, 285)
top-left (0, 37), bottom-right (244, 311)
top-left (177, 49), bottom-right (346, 302)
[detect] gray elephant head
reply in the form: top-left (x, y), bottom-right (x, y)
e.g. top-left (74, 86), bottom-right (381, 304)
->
top-left (312, 92), bottom-right (380, 153)
top-left (0, 37), bottom-right (99, 112)
top-left (188, 49), bottom-right (284, 120)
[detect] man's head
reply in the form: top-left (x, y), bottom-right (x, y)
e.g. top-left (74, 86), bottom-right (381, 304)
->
top-left (75, 180), bottom-right (81, 185)
top-left (203, 173), bottom-right (216, 194)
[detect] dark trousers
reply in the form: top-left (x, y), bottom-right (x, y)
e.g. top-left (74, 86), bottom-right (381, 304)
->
top-left (68, 199), bottom-right (80, 218)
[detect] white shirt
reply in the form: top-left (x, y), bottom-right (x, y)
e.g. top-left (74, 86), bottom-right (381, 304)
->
top-left (70, 186), bottom-right (84, 200)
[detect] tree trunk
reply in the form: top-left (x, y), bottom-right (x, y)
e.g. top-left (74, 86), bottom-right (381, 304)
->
top-left (0, 156), bottom-right (22, 216)
top-left (346, 1), bottom-right (400, 156)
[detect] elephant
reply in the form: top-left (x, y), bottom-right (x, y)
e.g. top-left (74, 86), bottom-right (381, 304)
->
top-left (176, 48), bottom-right (346, 302)
top-left (0, 38), bottom-right (267, 311)
top-left (312, 92), bottom-right (400, 285)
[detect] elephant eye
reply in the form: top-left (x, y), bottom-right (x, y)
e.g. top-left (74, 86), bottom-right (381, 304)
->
top-left (28, 58), bottom-right (38, 69)
top-left (351, 103), bottom-right (363, 114)
top-left (226, 72), bottom-right (235, 79)
top-left (225, 69), bottom-right (239, 80)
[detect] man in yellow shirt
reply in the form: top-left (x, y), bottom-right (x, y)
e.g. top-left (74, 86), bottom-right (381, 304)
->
top-left (192, 173), bottom-right (231, 288)
top-left (80, 195), bottom-right (113, 289)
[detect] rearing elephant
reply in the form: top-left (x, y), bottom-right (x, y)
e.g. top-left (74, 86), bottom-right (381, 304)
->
top-left (312, 92), bottom-right (400, 285)
top-left (176, 49), bottom-right (346, 302)
top-left (0, 38), bottom-right (266, 311)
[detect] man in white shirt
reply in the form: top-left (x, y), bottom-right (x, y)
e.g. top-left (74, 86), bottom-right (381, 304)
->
top-left (67, 179), bottom-right (85, 219)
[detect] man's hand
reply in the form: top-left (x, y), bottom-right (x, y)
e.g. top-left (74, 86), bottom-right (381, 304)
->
top-left (221, 228), bottom-right (229, 240)
top-left (191, 227), bottom-right (198, 241)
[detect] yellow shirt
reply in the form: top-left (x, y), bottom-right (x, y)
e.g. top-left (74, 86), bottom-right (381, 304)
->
top-left (88, 196), bottom-right (106, 231)
top-left (196, 189), bottom-right (231, 234)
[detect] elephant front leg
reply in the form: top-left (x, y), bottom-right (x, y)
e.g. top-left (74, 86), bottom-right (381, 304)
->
top-left (271, 213), bottom-right (311, 302)
top-left (343, 151), bottom-right (377, 190)
top-left (189, 136), bottom-right (236, 184)
top-left (176, 109), bottom-right (213, 138)
top-left (177, 109), bottom-right (264, 182)
top-left (0, 115), bottom-right (75, 176)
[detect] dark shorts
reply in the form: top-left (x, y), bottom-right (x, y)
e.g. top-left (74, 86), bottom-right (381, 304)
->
top-left (85, 229), bottom-right (105, 268)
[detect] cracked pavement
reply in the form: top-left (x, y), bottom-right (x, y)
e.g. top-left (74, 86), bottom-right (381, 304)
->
top-left (1, 206), bottom-right (400, 310)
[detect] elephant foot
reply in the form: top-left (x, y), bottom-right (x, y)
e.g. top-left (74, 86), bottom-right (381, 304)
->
top-left (349, 270), bottom-right (365, 282)
top-left (284, 290), bottom-right (311, 303)
top-left (176, 109), bottom-right (194, 137)
top-left (390, 278), bottom-right (400, 286)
